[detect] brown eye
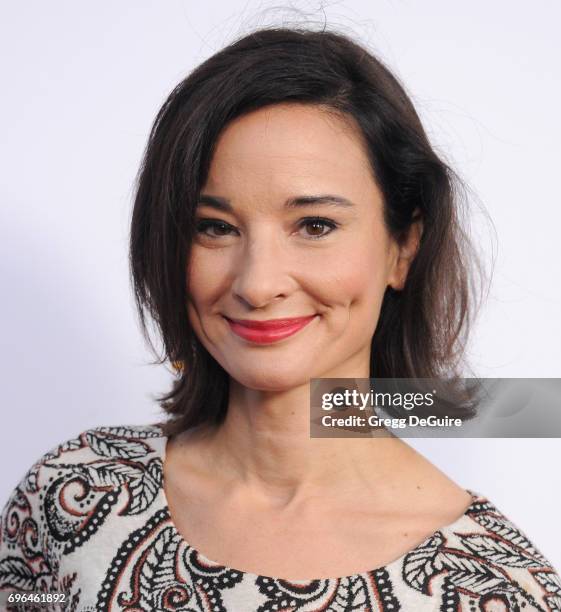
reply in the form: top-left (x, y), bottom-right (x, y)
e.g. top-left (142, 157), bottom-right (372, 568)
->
top-left (299, 218), bottom-right (338, 239)
top-left (306, 221), bottom-right (326, 236)
top-left (196, 220), bottom-right (236, 238)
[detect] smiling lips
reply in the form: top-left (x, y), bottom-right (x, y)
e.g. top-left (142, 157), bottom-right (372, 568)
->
top-left (224, 315), bottom-right (318, 344)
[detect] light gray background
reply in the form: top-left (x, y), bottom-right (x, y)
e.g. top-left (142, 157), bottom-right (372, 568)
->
top-left (1, 1), bottom-right (560, 566)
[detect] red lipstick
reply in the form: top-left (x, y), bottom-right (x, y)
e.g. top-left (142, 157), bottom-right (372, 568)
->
top-left (224, 315), bottom-right (317, 344)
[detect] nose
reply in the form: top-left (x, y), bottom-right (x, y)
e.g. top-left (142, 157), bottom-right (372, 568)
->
top-left (230, 232), bottom-right (294, 309)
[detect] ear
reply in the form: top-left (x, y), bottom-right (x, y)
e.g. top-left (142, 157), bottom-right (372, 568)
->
top-left (387, 209), bottom-right (423, 291)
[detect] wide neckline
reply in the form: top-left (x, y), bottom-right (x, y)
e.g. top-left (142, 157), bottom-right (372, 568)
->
top-left (152, 422), bottom-right (482, 583)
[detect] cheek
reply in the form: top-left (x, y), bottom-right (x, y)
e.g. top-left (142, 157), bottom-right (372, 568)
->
top-left (186, 247), bottom-right (227, 304)
top-left (312, 237), bottom-right (391, 346)
top-left (319, 240), bottom-right (390, 309)
top-left (185, 249), bottom-right (228, 341)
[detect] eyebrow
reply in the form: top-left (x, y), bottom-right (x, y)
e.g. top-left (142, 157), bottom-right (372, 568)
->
top-left (197, 194), bottom-right (355, 212)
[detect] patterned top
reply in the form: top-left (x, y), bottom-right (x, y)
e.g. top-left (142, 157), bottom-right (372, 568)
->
top-left (0, 423), bottom-right (560, 612)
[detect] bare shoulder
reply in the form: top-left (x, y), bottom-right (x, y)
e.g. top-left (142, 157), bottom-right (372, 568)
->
top-left (390, 441), bottom-right (475, 525)
top-left (163, 424), bottom-right (220, 491)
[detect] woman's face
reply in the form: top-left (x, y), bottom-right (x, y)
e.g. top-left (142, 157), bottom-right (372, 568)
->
top-left (187, 103), bottom-right (416, 390)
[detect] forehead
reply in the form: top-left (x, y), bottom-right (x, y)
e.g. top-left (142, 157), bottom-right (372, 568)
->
top-left (203, 103), bottom-right (375, 196)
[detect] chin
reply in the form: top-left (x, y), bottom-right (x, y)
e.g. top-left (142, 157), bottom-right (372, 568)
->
top-left (228, 364), bottom-right (316, 392)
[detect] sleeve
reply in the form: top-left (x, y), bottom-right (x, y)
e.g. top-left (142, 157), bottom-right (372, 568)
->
top-left (0, 447), bottom-right (59, 596)
top-left (463, 497), bottom-right (561, 611)
top-left (1, 424), bottom-right (164, 611)
top-left (0, 434), bottom-right (84, 607)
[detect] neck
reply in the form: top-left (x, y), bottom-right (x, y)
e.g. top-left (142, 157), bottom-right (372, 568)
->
top-left (199, 373), bottom-right (418, 510)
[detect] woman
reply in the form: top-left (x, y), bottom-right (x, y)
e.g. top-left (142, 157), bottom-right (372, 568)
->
top-left (1, 27), bottom-right (559, 612)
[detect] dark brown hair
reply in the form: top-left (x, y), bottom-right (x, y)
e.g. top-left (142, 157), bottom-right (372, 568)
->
top-left (129, 27), bottom-right (486, 436)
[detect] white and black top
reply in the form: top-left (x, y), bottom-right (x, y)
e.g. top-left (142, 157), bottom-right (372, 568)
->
top-left (0, 423), bottom-right (559, 611)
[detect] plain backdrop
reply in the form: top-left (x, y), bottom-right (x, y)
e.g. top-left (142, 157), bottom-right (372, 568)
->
top-left (1, 1), bottom-right (560, 566)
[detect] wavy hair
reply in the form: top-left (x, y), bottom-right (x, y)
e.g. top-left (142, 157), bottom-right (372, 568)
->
top-left (129, 27), bottom-right (487, 436)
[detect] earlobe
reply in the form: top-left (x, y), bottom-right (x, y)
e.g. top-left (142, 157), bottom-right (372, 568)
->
top-left (387, 248), bottom-right (408, 291)
top-left (388, 261), bottom-right (408, 292)
top-left (388, 212), bottom-right (423, 291)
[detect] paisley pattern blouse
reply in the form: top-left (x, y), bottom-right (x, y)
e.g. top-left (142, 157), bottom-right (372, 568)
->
top-left (0, 423), bottom-right (559, 611)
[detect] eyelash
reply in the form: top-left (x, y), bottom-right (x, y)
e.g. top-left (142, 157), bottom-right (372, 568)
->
top-left (194, 217), bottom-right (339, 240)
